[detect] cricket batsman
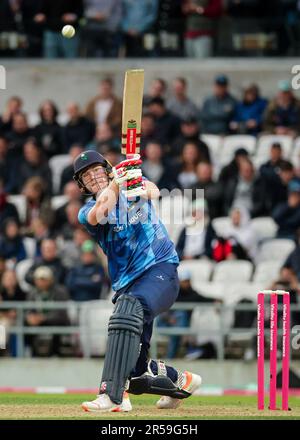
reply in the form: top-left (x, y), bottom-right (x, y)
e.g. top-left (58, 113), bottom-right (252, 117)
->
top-left (73, 149), bottom-right (202, 412)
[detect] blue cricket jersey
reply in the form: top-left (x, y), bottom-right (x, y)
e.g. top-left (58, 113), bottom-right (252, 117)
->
top-left (78, 192), bottom-right (179, 291)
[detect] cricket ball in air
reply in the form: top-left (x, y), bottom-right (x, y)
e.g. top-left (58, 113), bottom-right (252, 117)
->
top-left (62, 25), bottom-right (75, 39)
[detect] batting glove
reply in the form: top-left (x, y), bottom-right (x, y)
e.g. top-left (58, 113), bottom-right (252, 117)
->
top-left (112, 154), bottom-right (142, 185)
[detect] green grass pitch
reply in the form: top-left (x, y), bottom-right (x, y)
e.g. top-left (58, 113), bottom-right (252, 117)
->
top-left (0, 393), bottom-right (300, 420)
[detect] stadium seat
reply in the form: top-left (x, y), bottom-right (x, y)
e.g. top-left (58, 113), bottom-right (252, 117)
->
top-left (49, 154), bottom-right (71, 194)
top-left (179, 259), bottom-right (215, 283)
top-left (212, 216), bottom-right (231, 236)
top-left (222, 135), bottom-right (256, 161)
top-left (51, 195), bottom-right (69, 210)
top-left (15, 258), bottom-right (33, 293)
top-left (253, 260), bottom-right (283, 283)
top-left (57, 113), bottom-right (70, 126)
top-left (190, 306), bottom-right (221, 347)
top-left (256, 135), bottom-right (293, 161)
top-left (200, 134), bottom-right (223, 157)
top-left (250, 217), bottom-right (278, 243)
top-left (7, 195), bottom-right (27, 223)
top-left (256, 238), bottom-right (296, 263)
top-left (192, 282), bottom-right (224, 300)
top-left (212, 260), bottom-right (253, 282)
top-left (78, 300), bottom-right (113, 357)
top-left (23, 237), bottom-right (37, 259)
top-left (291, 137), bottom-right (300, 168)
top-left (27, 113), bottom-right (40, 128)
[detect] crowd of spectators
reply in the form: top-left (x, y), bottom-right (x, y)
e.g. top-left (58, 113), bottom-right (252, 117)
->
top-left (1, 0), bottom-right (300, 58)
top-left (1, 72), bottom-right (300, 358)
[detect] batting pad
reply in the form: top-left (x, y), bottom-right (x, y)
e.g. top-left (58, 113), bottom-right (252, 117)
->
top-left (100, 294), bottom-right (144, 404)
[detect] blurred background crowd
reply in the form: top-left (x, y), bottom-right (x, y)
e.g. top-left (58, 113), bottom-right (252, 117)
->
top-left (1, 71), bottom-right (300, 359)
top-left (1, 0), bottom-right (300, 58)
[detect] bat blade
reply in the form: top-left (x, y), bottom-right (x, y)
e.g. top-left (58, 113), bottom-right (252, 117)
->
top-left (122, 69), bottom-right (144, 157)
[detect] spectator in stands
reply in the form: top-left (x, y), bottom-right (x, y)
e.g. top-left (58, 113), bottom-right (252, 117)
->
top-left (201, 75), bottom-right (237, 135)
top-left (223, 157), bottom-right (270, 217)
top-left (22, 176), bottom-right (55, 235)
top-left (272, 179), bottom-right (300, 240)
top-left (182, 0), bottom-right (223, 58)
top-left (56, 181), bottom-right (83, 229)
top-left (260, 142), bottom-right (286, 179)
top-left (60, 226), bottom-right (90, 269)
top-left (56, 200), bottom-right (81, 241)
top-left (142, 141), bottom-right (180, 191)
top-left (30, 217), bottom-right (50, 257)
top-left (6, 112), bottom-right (32, 158)
top-left (0, 135), bottom-right (16, 193)
top-left (59, 145), bottom-right (84, 191)
top-left (66, 240), bottom-right (106, 301)
top-left (282, 227), bottom-right (300, 281)
top-left (266, 160), bottom-right (296, 212)
top-left (230, 84), bottom-right (268, 135)
top-left (0, 219), bottom-right (27, 264)
top-left (171, 116), bottom-right (210, 161)
top-left (220, 206), bottom-right (258, 261)
top-left (34, 100), bottom-right (63, 158)
top-left (157, 269), bottom-right (220, 358)
top-left (218, 147), bottom-right (249, 184)
top-left (87, 122), bottom-right (120, 154)
top-left (140, 114), bottom-right (157, 154)
top-left (81, 0), bottom-right (122, 57)
top-left (63, 102), bottom-right (95, 151)
top-left (85, 78), bottom-right (122, 132)
top-left (101, 145), bottom-right (122, 167)
top-left (25, 238), bottom-right (67, 285)
top-left (0, 269), bottom-right (26, 357)
top-left (17, 138), bottom-right (53, 194)
top-left (155, 0), bottom-right (184, 57)
top-left (167, 77), bottom-right (199, 121)
top-left (176, 198), bottom-right (215, 260)
top-left (177, 141), bottom-right (202, 189)
top-left (34, 0), bottom-right (83, 58)
top-left (263, 80), bottom-right (300, 136)
top-left (146, 97), bottom-right (181, 148)
top-left (26, 266), bottom-right (70, 356)
top-left (143, 78), bottom-right (167, 108)
top-left (121, 0), bottom-right (158, 57)
top-left (0, 96), bottom-right (23, 134)
top-left (0, 182), bottom-right (20, 227)
top-left (269, 267), bottom-right (300, 326)
top-left (191, 161), bottom-right (223, 218)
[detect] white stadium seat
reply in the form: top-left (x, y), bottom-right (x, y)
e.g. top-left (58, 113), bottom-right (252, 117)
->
top-left (51, 195), bottom-right (69, 210)
top-left (49, 154), bottom-right (71, 194)
top-left (256, 238), bottom-right (296, 263)
top-left (250, 217), bottom-right (278, 243)
top-left (253, 260), bottom-right (283, 283)
top-left (23, 237), bottom-right (36, 259)
top-left (200, 134), bottom-right (223, 157)
top-left (212, 216), bottom-right (231, 236)
top-left (179, 259), bottom-right (214, 283)
top-left (15, 258), bottom-right (33, 293)
top-left (7, 195), bottom-right (27, 223)
top-left (79, 300), bottom-right (113, 357)
top-left (222, 135), bottom-right (257, 158)
top-left (213, 260), bottom-right (253, 282)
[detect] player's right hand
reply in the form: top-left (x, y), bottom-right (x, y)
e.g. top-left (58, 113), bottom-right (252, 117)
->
top-left (112, 154), bottom-right (142, 185)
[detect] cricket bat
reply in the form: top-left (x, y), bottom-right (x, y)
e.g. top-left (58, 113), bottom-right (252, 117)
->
top-left (121, 69), bottom-right (144, 157)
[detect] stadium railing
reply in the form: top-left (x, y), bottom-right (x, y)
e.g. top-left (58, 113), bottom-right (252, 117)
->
top-left (0, 301), bottom-right (299, 360)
